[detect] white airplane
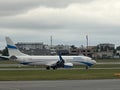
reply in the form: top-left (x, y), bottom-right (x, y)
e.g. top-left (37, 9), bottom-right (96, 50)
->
top-left (1, 37), bottom-right (96, 70)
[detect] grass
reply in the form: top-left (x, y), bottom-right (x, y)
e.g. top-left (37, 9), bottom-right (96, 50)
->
top-left (0, 60), bottom-right (18, 64)
top-left (95, 59), bottom-right (120, 62)
top-left (0, 69), bottom-right (120, 81)
top-left (75, 64), bottom-right (120, 68)
top-left (93, 64), bottom-right (120, 68)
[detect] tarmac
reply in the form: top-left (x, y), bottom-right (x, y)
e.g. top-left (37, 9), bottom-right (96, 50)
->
top-left (0, 80), bottom-right (120, 90)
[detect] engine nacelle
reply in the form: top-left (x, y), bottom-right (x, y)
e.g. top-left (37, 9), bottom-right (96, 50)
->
top-left (10, 55), bottom-right (17, 61)
top-left (64, 63), bottom-right (73, 68)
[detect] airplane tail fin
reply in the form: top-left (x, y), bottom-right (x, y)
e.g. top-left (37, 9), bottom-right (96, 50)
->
top-left (5, 37), bottom-right (28, 56)
top-left (59, 53), bottom-right (65, 63)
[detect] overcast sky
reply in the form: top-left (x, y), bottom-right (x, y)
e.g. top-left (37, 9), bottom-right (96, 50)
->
top-left (0, 0), bottom-right (120, 50)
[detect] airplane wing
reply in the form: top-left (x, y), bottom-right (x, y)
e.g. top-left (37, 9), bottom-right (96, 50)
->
top-left (46, 54), bottom-right (65, 67)
top-left (46, 54), bottom-right (73, 70)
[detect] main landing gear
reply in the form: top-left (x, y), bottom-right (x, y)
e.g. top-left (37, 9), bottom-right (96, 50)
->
top-left (46, 66), bottom-right (50, 70)
top-left (85, 66), bottom-right (89, 70)
top-left (46, 66), bottom-right (57, 70)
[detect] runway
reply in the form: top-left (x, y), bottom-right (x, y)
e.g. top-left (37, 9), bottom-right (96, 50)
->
top-left (0, 80), bottom-right (120, 90)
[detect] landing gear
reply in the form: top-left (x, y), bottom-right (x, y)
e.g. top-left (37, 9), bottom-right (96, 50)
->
top-left (51, 66), bottom-right (57, 70)
top-left (85, 66), bottom-right (89, 70)
top-left (46, 66), bottom-right (50, 70)
top-left (46, 66), bottom-right (57, 70)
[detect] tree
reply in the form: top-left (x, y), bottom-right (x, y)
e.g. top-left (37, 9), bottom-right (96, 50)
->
top-left (2, 47), bottom-right (9, 56)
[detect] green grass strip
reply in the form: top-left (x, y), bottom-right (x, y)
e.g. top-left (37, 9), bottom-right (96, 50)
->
top-left (0, 69), bottom-right (120, 81)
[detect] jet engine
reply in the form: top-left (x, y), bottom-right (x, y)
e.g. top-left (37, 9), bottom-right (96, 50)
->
top-left (10, 55), bottom-right (17, 61)
top-left (64, 63), bottom-right (73, 68)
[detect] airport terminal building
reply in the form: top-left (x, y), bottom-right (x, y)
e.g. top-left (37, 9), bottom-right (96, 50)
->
top-left (16, 42), bottom-right (50, 55)
top-left (16, 42), bottom-right (116, 58)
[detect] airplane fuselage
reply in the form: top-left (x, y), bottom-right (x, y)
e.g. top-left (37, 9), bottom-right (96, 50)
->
top-left (15, 55), bottom-right (96, 67)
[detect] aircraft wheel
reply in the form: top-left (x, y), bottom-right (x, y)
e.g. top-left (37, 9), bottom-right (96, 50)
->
top-left (46, 66), bottom-right (50, 70)
top-left (85, 66), bottom-right (89, 70)
top-left (52, 66), bottom-right (57, 70)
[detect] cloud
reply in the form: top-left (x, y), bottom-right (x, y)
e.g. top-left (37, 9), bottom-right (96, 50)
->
top-left (0, 0), bottom-right (120, 49)
top-left (0, 0), bottom-right (120, 29)
top-left (0, 0), bottom-right (93, 16)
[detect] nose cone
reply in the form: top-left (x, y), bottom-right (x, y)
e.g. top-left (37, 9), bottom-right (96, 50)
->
top-left (92, 60), bottom-right (97, 64)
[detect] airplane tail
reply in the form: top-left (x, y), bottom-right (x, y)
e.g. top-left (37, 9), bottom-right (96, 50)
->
top-left (6, 37), bottom-right (28, 56)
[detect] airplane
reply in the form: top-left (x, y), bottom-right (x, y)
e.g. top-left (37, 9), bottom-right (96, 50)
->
top-left (0, 37), bottom-right (96, 70)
